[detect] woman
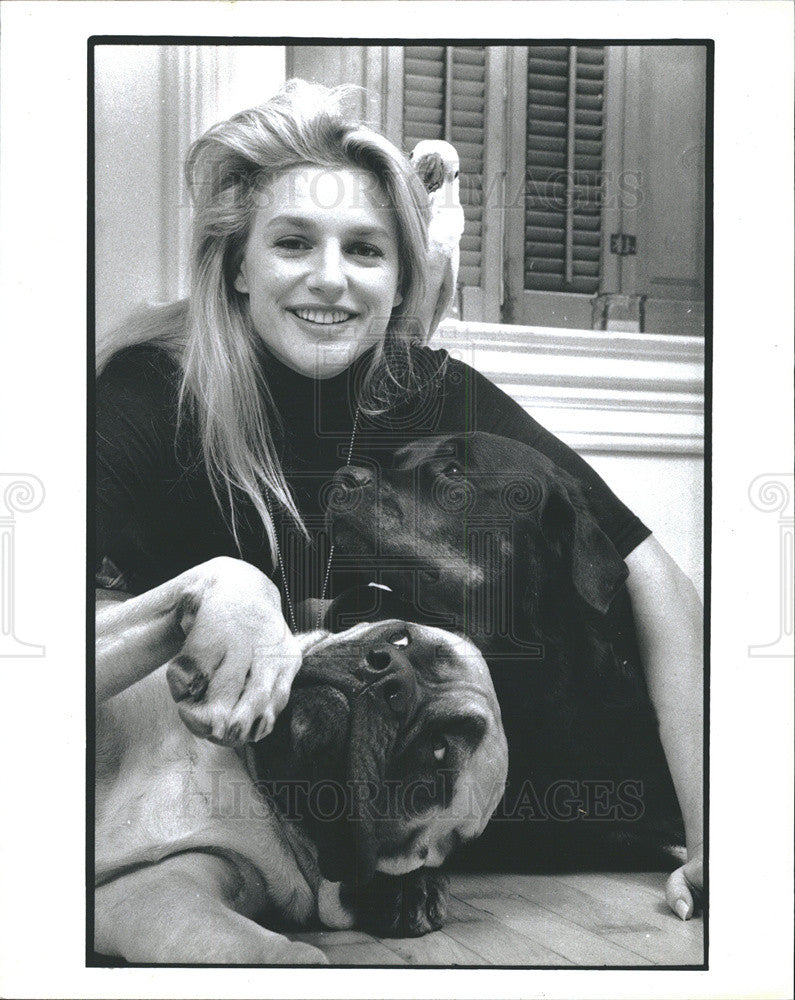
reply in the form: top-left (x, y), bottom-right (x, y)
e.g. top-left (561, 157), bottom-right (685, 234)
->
top-left (96, 80), bottom-right (703, 920)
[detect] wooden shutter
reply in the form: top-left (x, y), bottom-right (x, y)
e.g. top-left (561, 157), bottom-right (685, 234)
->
top-left (402, 46), bottom-right (486, 289)
top-left (524, 45), bottom-right (605, 294)
top-left (403, 45), bottom-right (445, 141)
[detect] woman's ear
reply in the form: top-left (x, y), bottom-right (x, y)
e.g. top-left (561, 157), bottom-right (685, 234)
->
top-left (234, 260), bottom-right (249, 294)
top-left (392, 286), bottom-right (403, 308)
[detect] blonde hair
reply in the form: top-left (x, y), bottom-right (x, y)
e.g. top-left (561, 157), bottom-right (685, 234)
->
top-left (103, 80), bottom-right (431, 559)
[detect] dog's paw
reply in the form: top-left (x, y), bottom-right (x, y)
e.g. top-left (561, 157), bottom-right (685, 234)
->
top-left (350, 869), bottom-right (450, 937)
top-left (165, 557), bottom-right (301, 745)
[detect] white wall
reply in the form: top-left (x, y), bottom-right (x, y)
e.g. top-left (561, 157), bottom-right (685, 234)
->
top-left (586, 452), bottom-right (704, 597)
top-left (94, 44), bottom-right (286, 339)
top-left (95, 46), bottom-right (166, 338)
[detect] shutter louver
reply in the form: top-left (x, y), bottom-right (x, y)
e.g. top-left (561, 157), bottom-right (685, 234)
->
top-left (524, 46), bottom-right (605, 294)
top-left (403, 46), bottom-right (445, 141)
top-left (403, 46), bottom-right (486, 289)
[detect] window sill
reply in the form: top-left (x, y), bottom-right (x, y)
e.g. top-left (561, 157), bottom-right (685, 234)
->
top-left (433, 320), bottom-right (705, 456)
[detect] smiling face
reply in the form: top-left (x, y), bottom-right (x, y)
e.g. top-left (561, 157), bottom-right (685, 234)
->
top-left (234, 165), bottom-right (403, 379)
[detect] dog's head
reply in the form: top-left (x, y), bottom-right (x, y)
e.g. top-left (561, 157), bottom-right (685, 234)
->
top-left (253, 619), bottom-right (508, 885)
top-left (325, 432), bottom-right (629, 651)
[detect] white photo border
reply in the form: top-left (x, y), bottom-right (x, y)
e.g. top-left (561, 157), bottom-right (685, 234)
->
top-left (0, 2), bottom-right (792, 999)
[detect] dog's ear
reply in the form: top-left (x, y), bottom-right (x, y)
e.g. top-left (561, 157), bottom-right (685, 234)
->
top-left (540, 485), bottom-right (628, 615)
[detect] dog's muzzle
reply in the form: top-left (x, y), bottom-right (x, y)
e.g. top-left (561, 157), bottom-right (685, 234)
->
top-left (360, 641), bottom-right (418, 719)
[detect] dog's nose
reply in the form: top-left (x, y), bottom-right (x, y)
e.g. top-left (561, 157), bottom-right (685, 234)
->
top-left (335, 465), bottom-right (373, 491)
top-left (363, 644), bottom-right (417, 718)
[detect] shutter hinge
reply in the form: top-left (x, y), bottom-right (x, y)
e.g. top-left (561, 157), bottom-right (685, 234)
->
top-left (610, 233), bottom-right (637, 256)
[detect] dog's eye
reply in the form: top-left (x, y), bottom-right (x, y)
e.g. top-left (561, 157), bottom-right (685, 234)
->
top-left (432, 739), bottom-right (447, 762)
top-left (442, 462), bottom-right (464, 479)
top-left (388, 629), bottom-right (410, 648)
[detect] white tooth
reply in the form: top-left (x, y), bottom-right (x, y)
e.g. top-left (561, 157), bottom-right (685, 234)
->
top-left (295, 308), bottom-right (352, 324)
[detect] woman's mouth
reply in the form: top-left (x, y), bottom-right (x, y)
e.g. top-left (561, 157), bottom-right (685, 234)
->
top-left (290, 307), bottom-right (358, 326)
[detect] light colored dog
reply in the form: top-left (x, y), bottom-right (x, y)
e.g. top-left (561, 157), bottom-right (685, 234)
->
top-left (94, 557), bottom-right (507, 964)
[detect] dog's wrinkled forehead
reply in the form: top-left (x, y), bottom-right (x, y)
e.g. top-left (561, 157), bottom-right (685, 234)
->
top-left (414, 623), bottom-right (501, 708)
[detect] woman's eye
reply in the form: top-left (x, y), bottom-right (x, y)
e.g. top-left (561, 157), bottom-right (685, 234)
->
top-left (388, 629), bottom-right (410, 648)
top-left (432, 739), bottom-right (447, 763)
top-left (348, 242), bottom-right (384, 259)
top-left (274, 236), bottom-right (310, 251)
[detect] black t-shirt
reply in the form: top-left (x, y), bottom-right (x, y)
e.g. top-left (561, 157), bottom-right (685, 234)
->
top-left (96, 343), bottom-right (650, 601)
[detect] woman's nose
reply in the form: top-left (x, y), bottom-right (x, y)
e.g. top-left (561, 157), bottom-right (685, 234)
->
top-left (307, 243), bottom-right (346, 298)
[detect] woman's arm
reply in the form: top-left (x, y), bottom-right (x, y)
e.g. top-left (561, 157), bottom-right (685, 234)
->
top-left (624, 534), bottom-right (704, 919)
top-left (96, 345), bottom-right (213, 591)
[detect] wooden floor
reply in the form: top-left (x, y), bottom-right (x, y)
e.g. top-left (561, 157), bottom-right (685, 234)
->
top-left (291, 870), bottom-right (704, 966)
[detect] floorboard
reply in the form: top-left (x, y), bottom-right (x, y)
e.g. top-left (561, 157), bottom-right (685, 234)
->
top-left (378, 927), bottom-right (486, 965)
top-left (451, 877), bottom-right (652, 965)
top-left (287, 870), bottom-right (705, 966)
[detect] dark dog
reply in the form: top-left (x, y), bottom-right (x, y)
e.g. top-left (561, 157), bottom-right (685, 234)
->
top-left (95, 559), bottom-right (507, 963)
top-left (324, 432), bottom-right (684, 871)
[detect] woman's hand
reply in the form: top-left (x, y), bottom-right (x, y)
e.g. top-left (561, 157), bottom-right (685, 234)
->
top-left (165, 557), bottom-right (301, 745)
top-left (665, 843), bottom-right (704, 920)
